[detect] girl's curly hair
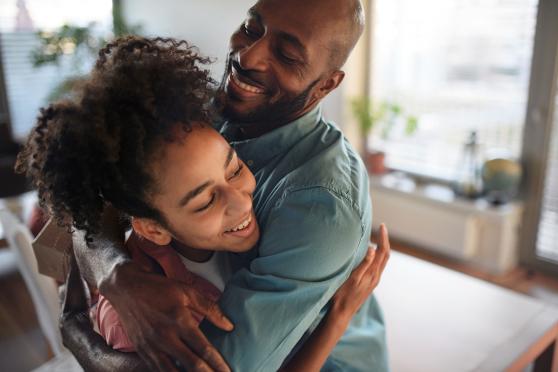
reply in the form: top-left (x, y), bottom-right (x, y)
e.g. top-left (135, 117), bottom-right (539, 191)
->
top-left (16, 36), bottom-right (215, 238)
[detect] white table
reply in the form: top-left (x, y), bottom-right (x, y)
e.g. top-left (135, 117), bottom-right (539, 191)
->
top-left (375, 252), bottom-right (558, 372)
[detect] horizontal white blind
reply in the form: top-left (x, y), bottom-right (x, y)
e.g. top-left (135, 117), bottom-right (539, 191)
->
top-left (370, 0), bottom-right (538, 181)
top-left (2, 32), bottom-right (72, 140)
top-left (1, 32), bottom-right (93, 140)
top-left (536, 85), bottom-right (558, 262)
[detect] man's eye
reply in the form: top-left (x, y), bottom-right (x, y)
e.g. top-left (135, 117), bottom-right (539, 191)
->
top-left (196, 194), bottom-right (215, 212)
top-left (243, 22), bottom-right (260, 37)
top-left (279, 52), bottom-right (298, 65)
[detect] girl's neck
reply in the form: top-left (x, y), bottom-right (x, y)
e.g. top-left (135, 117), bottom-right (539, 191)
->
top-left (170, 239), bottom-right (213, 263)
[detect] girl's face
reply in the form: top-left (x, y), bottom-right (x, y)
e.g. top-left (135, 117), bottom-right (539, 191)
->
top-left (139, 124), bottom-right (260, 253)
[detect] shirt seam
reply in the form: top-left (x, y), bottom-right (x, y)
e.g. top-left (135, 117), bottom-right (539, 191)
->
top-left (276, 184), bottom-right (365, 223)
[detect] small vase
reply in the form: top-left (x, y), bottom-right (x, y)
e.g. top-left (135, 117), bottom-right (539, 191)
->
top-left (365, 150), bottom-right (386, 174)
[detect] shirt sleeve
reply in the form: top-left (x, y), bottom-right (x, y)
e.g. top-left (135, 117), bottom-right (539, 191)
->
top-left (96, 295), bottom-right (136, 353)
top-left (200, 186), bottom-right (366, 371)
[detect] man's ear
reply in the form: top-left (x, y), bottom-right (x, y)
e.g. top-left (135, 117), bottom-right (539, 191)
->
top-left (131, 217), bottom-right (172, 246)
top-left (313, 70), bottom-right (345, 101)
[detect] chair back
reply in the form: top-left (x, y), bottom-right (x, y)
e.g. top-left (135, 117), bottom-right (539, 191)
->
top-left (0, 208), bottom-right (64, 356)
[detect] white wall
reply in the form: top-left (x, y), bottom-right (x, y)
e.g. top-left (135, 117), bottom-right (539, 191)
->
top-left (122, 0), bottom-right (344, 126)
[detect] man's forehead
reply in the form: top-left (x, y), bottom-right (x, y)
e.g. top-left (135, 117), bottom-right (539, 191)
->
top-left (253, 0), bottom-right (349, 22)
top-left (248, 1), bottom-right (330, 48)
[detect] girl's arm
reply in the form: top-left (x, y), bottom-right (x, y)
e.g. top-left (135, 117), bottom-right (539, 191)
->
top-left (282, 224), bottom-right (390, 372)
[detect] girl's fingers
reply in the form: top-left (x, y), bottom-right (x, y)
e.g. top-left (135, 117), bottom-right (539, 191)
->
top-left (351, 247), bottom-right (376, 284)
top-left (364, 224), bottom-right (391, 287)
top-left (380, 223), bottom-right (390, 253)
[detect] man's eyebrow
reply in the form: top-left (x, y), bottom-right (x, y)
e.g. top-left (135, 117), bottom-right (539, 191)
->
top-left (247, 7), bottom-right (307, 60)
top-left (178, 181), bottom-right (213, 207)
top-left (224, 147), bottom-right (235, 170)
top-left (247, 8), bottom-right (262, 23)
top-left (277, 31), bottom-right (307, 60)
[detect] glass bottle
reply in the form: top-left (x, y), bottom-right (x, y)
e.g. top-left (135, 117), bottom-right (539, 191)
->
top-left (454, 131), bottom-right (483, 198)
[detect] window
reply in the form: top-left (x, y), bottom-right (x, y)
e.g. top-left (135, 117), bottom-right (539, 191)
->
top-left (369, 0), bottom-right (538, 181)
top-left (0, 0), bottom-right (111, 140)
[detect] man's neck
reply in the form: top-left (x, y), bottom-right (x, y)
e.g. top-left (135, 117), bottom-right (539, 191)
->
top-left (235, 103), bottom-right (318, 140)
top-left (238, 119), bottom-right (288, 139)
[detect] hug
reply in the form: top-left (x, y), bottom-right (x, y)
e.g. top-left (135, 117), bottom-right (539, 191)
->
top-left (16, 0), bottom-right (391, 370)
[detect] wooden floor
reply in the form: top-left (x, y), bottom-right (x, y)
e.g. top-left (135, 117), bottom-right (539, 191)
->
top-left (1, 239), bottom-right (558, 371)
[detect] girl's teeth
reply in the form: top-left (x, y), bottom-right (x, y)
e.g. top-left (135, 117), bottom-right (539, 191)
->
top-left (227, 215), bottom-right (252, 232)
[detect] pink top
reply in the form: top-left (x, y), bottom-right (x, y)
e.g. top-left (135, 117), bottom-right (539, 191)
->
top-left (96, 232), bottom-right (222, 352)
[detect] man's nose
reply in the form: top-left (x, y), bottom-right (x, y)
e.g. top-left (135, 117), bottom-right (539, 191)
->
top-left (238, 38), bottom-right (269, 72)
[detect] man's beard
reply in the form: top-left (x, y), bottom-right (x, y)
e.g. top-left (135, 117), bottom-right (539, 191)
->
top-left (215, 59), bottom-right (319, 129)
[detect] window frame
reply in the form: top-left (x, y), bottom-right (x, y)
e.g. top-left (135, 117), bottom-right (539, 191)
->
top-left (0, 40), bottom-right (14, 152)
top-left (365, 0), bottom-right (558, 275)
top-left (518, 0), bottom-right (558, 276)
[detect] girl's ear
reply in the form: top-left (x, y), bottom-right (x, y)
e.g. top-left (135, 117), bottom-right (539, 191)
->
top-left (131, 217), bottom-right (172, 246)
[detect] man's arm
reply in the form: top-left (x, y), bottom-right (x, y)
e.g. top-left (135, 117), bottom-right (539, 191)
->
top-left (69, 205), bottom-right (233, 372)
top-left (60, 248), bottom-right (147, 372)
top-left (201, 187), bottom-right (373, 371)
top-left (282, 225), bottom-right (390, 372)
top-left (71, 204), bottom-right (129, 288)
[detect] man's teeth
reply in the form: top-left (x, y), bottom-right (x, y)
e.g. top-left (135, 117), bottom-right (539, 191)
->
top-left (226, 215), bottom-right (252, 233)
top-left (232, 73), bottom-right (264, 94)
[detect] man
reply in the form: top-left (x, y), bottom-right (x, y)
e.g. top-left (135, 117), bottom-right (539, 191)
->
top-left (63, 0), bottom-right (389, 371)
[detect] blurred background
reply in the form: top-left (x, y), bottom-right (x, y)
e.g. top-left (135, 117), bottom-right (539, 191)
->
top-left (0, 0), bottom-right (557, 371)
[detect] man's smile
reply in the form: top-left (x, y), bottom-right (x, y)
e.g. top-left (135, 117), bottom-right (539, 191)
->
top-left (225, 60), bottom-right (269, 100)
top-left (230, 71), bottom-right (265, 94)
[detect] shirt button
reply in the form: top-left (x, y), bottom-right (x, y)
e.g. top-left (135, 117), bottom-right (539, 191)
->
top-left (247, 160), bottom-right (254, 166)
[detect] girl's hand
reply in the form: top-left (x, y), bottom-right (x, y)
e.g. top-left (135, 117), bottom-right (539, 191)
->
top-left (331, 224), bottom-right (390, 323)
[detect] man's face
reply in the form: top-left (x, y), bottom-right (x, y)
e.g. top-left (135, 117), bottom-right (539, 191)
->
top-left (218, 0), bottom-right (339, 128)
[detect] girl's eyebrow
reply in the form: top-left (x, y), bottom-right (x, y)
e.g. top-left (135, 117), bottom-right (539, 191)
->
top-left (224, 147), bottom-right (235, 169)
top-left (178, 181), bottom-right (213, 207)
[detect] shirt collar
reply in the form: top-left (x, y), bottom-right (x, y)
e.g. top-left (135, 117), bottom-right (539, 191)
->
top-left (220, 105), bottom-right (323, 172)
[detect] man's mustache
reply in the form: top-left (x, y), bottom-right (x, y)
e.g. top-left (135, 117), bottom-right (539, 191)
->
top-left (229, 58), bottom-right (268, 91)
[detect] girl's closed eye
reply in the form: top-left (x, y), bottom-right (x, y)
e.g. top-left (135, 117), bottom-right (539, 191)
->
top-left (196, 193), bottom-right (216, 212)
top-left (231, 163), bottom-right (244, 178)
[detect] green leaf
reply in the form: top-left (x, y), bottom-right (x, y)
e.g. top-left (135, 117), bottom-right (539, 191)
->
top-left (405, 116), bottom-right (418, 135)
top-left (351, 97), bottom-right (374, 135)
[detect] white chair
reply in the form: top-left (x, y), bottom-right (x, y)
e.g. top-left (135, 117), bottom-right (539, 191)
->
top-left (0, 207), bottom-right (65, 357)
top-left (31, 350), bottom-right (83, 372)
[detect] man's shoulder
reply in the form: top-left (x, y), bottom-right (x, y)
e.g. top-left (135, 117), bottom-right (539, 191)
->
top-left (280, 119), bottom-right (369, 212)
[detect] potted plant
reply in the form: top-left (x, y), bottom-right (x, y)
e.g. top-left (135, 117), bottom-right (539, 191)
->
top-left (351, 98), bottom-right (418, 174)
top-left (31, 0), bottom-right (141, 101)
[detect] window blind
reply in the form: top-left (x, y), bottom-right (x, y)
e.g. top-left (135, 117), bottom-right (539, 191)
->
top-left (0, 32), bottom-right (83, 140)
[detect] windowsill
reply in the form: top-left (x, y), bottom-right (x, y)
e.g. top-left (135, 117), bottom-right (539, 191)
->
top-left (369, 172), bottom-right (523, 216)
top-left (369, 172), bottom-right (524, 273)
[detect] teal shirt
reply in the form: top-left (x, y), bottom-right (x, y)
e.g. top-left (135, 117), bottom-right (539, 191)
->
top-left (201, 106), bottom-right (388, 371)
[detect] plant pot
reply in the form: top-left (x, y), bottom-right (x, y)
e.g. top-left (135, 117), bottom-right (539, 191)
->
top-left (365, 150), bottom-right (386, 174)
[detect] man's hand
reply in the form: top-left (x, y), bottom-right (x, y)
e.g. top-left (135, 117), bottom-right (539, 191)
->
top-left (72, 204), bottom-right (233, 372)
top-left (60, 252), bottom-right (149, 372)
top-left (101, 262), bottom-right (234, 372)
top-left (331, 224), bottom-right (390, 322)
